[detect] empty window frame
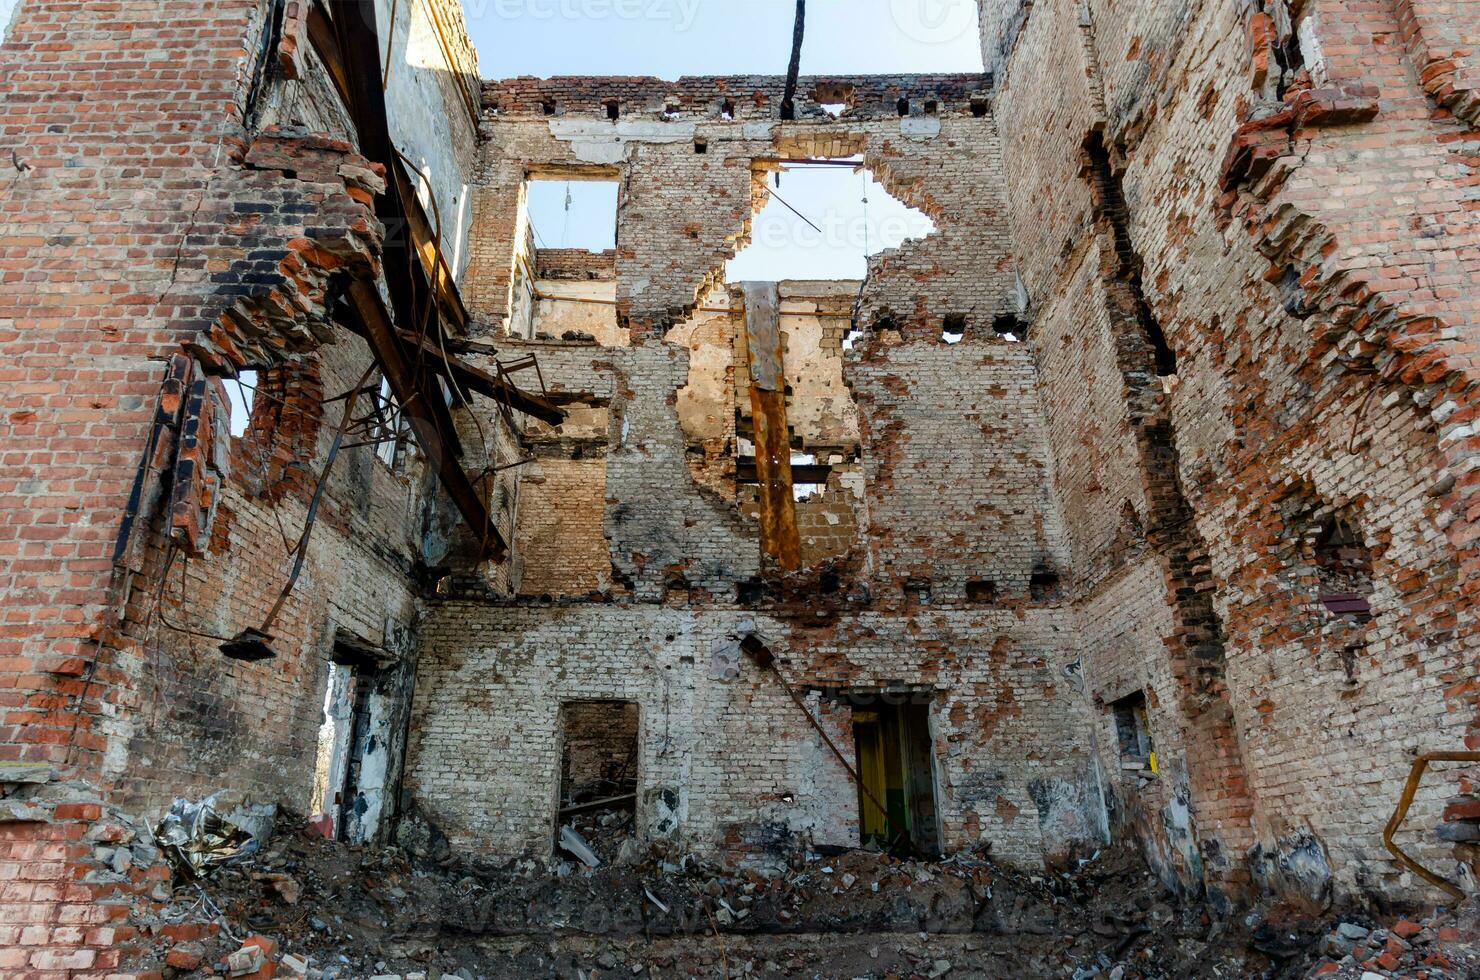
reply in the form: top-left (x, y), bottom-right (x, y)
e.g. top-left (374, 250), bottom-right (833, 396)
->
top-left (524, 178), bottom-right (619, 254)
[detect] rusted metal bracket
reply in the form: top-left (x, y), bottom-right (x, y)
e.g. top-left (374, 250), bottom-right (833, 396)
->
top-left (1383, 751), bottom-right (1480, 901)
top-left (392, 329), bottom-right (565, 426)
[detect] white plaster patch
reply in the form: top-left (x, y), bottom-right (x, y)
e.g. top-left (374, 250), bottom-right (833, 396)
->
top-left (900, 117), bottom-right (943, 139)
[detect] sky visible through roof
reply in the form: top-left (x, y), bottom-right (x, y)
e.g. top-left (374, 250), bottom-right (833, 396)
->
top-left (479, 0), bottom-right (979, 282)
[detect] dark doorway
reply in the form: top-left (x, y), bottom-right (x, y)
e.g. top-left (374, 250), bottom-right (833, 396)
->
top-left (555, 700), bottom-right (640, 865)
top-left (851, 695), bottom-right (940, 857)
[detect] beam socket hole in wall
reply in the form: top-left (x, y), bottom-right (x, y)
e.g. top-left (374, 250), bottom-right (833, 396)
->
top-left (541, 99), bottom-right (557, 116)
top-left (924, 100), bottom-right (939, 115)
top-left (780, 99), bottom-right (797, 121)
top-left (604, 100), bottom-right (620, 121)
top-left (970, 97), bottom-right (989, 118)
top-left (1029, 569), bottom-right (1061, 602)
top-left (1314, 515), bottom-right (1373, 621)
top-left (849, 692), bottom-right (940, 857)
top-left (965, 579), bottom-right (997, 604)
top-left (991, 313), bottom-right (1023, 342)
top-left (694, 138), bottom-right (708, 154)
top-left (896, 97), bottom-right (910, 117)
top-left (941, 314), bottom-right (967, 344)
top-left (226, 369), bottom-right (259, 438)
top-left (661, 101), bottom-right (680, 121)
top-left (1110, 691), bottom-right (1156, 775)
top-left (556, 701), bottom-right (639, 865)
top-left (903, 578), bottom-right (932, 607)
top-left (720, 98), bottom-right (736, 119)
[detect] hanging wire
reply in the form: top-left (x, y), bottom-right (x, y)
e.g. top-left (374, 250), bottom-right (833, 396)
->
top-left (558, 182), bottom-right (573, 249)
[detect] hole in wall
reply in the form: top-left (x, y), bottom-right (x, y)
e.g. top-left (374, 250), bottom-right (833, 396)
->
top-left (226, 370), bottom-right (258, 438)
top-left (727, 159), bottom-right (934, 283)
top-left (720, 98), bottom-right (736, 119)
top-left (541, 99), bottom-right (558, 116)
top-left (605, 100), bottom-right (620, 121)
top-left (970, 97), bottom-right (989, 118)
top-left (924, 100), bottom-right (938, 115)
top-left (1029, 569), bottom-right (1062, 602)
top-left (941, 314), bottom-right (967, 344)
top-left (966, 579), bottom-right (998, 603)
top-left (694, 138), bottom-right (708, 154)
top-left (896, 98), bottom-right (910, 117)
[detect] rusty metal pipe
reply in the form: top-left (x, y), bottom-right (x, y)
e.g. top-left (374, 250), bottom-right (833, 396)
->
top-left (1382, 751), bottom-right (1480, 901)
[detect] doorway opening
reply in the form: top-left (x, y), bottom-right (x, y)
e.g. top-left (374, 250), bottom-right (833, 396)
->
top-left (850, 694), bottom-right (940, 857)
top-left (311, 644), bottom-right (394, 844)
top-left (555, 700), bottom-right (640, 866)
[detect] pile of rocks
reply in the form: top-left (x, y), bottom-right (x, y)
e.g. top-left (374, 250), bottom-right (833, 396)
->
top-left (1304, 899), bottom-right (1479, 978)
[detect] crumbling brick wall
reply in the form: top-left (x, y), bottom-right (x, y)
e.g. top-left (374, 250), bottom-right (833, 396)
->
top-left (0, 1), bottom-right (481, 970)
top-left (984, 0), bottom-right (1480, 906)
top-left (405, 604), bottom-right (1102, 868)
top-left (462, 75), bottom-right (1010, 338)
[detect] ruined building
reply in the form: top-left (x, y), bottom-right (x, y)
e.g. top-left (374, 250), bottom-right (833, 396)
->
top-left (0, 0), bottom-right (1477, 976)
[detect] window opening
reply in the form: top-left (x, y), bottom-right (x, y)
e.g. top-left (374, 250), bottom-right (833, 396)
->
top-left (525, 178), bottom-right (619, 253)
top-left (1315, 516), bottom-right (1373, 619)
top-left (556, 701), bottom-right (640, 866)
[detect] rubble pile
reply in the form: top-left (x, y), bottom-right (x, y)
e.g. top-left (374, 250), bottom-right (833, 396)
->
top-left (112, 812), bottom-right (1429, 979)
top-left (1301, 898), bottom-right (1480, 978)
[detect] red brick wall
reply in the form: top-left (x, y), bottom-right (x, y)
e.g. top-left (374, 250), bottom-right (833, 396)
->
top-left (986, 0), bottom-right (1480, 905)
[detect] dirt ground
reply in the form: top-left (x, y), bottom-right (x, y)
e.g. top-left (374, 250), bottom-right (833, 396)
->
top-left (137, 814), bottom-right (1477, 980)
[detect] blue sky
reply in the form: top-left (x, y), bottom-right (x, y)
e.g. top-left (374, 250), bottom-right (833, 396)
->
top-left (464, 0), bottom-right (983, 79)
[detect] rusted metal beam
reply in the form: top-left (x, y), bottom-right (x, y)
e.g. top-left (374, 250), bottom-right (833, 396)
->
top-left (345, 279), bottom-right (505, 560)
top-left (393, 330), bottom-right (566, 426)
top-left (315, 0), bottom-right (508, 559)
top-left (742, 282), bottom-right (801, 570)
